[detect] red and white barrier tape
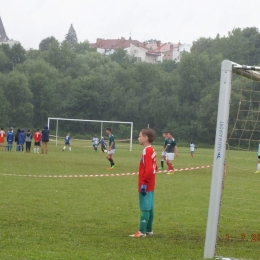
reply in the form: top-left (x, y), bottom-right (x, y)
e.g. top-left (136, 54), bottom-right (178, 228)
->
top-left (2, 165), bottom-right (213, 178)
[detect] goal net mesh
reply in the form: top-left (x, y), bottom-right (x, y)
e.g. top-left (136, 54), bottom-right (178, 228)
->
top-left (216, 67), bottom-right (260, 259)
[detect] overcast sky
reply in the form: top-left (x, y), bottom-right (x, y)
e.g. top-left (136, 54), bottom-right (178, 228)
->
top-left (1, 0), bottom-right (260, 50)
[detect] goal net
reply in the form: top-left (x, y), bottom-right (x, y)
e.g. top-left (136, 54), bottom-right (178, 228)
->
top-left (47, 118), bottom-right (134, 151)
top-left (204, 61), bottom-right (260, 259)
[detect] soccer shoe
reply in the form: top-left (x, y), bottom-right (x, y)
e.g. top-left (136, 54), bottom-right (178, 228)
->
top-left (166, 170), bottom-right (174, 175)
top-left (111, 164), bottom-right (117, 169)
top-left (158, 167), bottom-right (163, 170)
top-left (129, 231), bottom-right (146, 237)
top-left (254, 170), bottom-right (259, 173)
top-left (146, 231), bottom-right (154, 236)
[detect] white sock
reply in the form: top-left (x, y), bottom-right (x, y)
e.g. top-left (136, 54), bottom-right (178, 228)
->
top-left (37, 148), bottom-right (39, 153)
top-left (258, 163), bottom-right (260, 170)
top-left (63, 146), bottom-right (66, 150)
top-left (34, 148), bottom-right (36, 153)
top-left (69, 147), bottom-right (71, 151)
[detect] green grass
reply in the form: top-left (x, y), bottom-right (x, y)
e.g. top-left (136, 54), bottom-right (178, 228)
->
top-left (0, 143), bottom-right (259, 259)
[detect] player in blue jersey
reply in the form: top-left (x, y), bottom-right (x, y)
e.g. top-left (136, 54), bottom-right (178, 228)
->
top-left (62, 133), bottom-right (71, 152)
top-left (255, 143), bottom-right (260, 173)
top-left (92, 135), bottom-right (99, 152)
top-left (97, 137), bottom-right (107, 152)
top-left (6, 128), bottom-right (14, 151)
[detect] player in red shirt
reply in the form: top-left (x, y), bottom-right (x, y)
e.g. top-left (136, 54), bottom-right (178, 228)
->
top-left (0, 128), bottom-right (6, 151)
top-left (129, 128), bottom-right (157, 238)
top-left (33, 129), bottom-right (42, 154)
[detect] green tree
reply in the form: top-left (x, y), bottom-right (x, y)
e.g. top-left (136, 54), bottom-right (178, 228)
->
top-left (65, 24), bottom-right (78, 48)
top-left (39, 36), bottom-right (57, 51)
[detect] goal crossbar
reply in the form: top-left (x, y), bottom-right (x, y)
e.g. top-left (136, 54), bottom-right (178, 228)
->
top-left (204, 60), bottom-right (260, 258)
top-left (47, 117), bottom-right (133, 151)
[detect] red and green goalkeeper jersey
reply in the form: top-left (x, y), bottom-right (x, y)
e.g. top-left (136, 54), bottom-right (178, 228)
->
top-left (165, 138), bottom-right (177, 153)
top-left (138, 145), bottom-right (157, 192)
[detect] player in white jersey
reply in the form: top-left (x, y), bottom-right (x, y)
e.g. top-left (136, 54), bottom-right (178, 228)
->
top-left (92, 135), bottom-right (99, 152)
top-left (190, 142), bottom-right (196, 158)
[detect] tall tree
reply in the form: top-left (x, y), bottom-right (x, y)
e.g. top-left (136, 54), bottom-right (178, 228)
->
top-left (39, 36), bottom-right (57, 51)
top-left (65, 24), bottom-right (78, 48)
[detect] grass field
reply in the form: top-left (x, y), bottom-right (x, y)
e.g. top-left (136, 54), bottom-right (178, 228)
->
top-left (0, 141), bottom-right (259, 260)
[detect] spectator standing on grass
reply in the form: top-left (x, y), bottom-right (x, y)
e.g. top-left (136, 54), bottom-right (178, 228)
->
top-left (6, 128), bottom-right (14, 151)
top-left (15, 129), bottom-right (20, 151)
top-left (18, 129), bottom-right (25, 152)
top-left (0, 127), bottom-right (5, 151)
top-left (41, 125), bottom-right (50, 154)
top-left (25, 130), bottom-right (33, 153)
top-left (34, 129), bottom-right (41, 154)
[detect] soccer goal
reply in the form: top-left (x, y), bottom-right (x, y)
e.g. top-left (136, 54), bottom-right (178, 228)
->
top-left (204, 60), bottom-right (260, 259)
top-left (47, 117), bottom-right (134, 151)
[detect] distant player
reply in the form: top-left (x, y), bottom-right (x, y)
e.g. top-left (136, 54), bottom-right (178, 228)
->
top-left (6, 128), bottom-right (14, 151)
top-left (165, 131), bottom-right (178, 174)
top-left (63, 133), bottom-right (71, 152)
top-left (190, 141), bottom-right (197, 158)
top-left (129, 128), bottom-right (157, 238)
top-left (92, 135), bottom-right (99, 152)
top-left (34, 129), bottom-right (42, 154)
top-left (25, 130), bottom-right (33, 153)
top-left (0, 127), bottom-right (5, 151)
top-left (106, 128), bottom-right (116, 170)
top-left (158, 132), bottom-right (167, 170)
top-left (97, 137), bottom-right (107, 152)
top-left (255, 143), bottom-right (260, 173)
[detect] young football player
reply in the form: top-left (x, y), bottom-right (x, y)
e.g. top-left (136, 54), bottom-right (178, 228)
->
top-left (165, 132), bottom-right (178, 174)
top-left (92, 135), bottom-right (99, 152)
top-left (34, 129), bottom-right (42, 153)
top-left (129, 128), bottom-right (157, 238)
top-left (63, 133), bottom-right (71, 152)
top-left (105, 128), bottom-right (116, 170)
top-left (0, 127), bottom-right (5, 151)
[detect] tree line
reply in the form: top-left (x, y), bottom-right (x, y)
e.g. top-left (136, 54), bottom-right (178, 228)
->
top-left (0, 26), bottom-right (260, 144)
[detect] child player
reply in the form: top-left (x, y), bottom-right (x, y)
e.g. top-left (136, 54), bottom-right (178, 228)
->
top-left (105, 128), bottom-right (116, 170)
top-left (63, 133), bottom-right (71, 152)
top-left (97, 137), bottom-right (107, 152)
top-left (190, 141), bottom-right (196, 158)
top-left (92, 135), bottom-right (99, 152)
top-left (158, 132), bottom-right (167, 170)
top-left (0, 127), bottom-right (5, 151)
top-left (34, 129), bottom-right (42, 154)
top-left (129, 128), bottom-right (157, 238)
top-left (6, 128), bottom-right (14, 151)
top-left (255, 143), bottom-right (260, 173)
top-left (165, 131), bottom-right (178, 174)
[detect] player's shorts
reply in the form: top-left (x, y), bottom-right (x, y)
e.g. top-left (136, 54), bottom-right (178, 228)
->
top-left (258, 156), bottom-right (260, 160)
top-left (166, 152), bottom-right (174, 161)
top-left (107, 149), bottom-right (115, 155)
top-left (191, 151), bottom-right (194, 154)
top-left (139, 191), bottom-right (154, 211)
top-left (35, 141), bottom-right (40, 146)
top-left (65, 142), bottom-right (70, 146)
top-left (161, 151), bottom-right (166, 156)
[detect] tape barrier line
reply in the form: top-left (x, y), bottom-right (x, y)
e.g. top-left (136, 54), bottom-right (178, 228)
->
top-left (2, 165), bottom-right (213, 178)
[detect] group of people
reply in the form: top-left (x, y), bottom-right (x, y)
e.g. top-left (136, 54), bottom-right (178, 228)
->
top-left (0, 125), bottom-right (50, 154)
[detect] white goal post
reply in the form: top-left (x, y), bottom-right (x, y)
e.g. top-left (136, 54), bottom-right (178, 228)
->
top-left (204, 60), bottom-right (260, 258)
top-left (47, 117), bottom-right (134, 151)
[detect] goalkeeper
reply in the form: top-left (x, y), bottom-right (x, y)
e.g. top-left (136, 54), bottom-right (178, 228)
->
top-left (97, 137), bottom-right (107, 152)
top-left (129, 128), bottom-right (157, 238)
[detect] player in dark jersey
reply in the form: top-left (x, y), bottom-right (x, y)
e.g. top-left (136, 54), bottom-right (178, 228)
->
top-left (164, 131), bottom-right (178, 174)
top-left (105, 128), bottom-right (116, 170)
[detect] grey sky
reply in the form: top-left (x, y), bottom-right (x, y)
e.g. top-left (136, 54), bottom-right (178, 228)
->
top-left (1, 0), bottom-right (260, 50)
